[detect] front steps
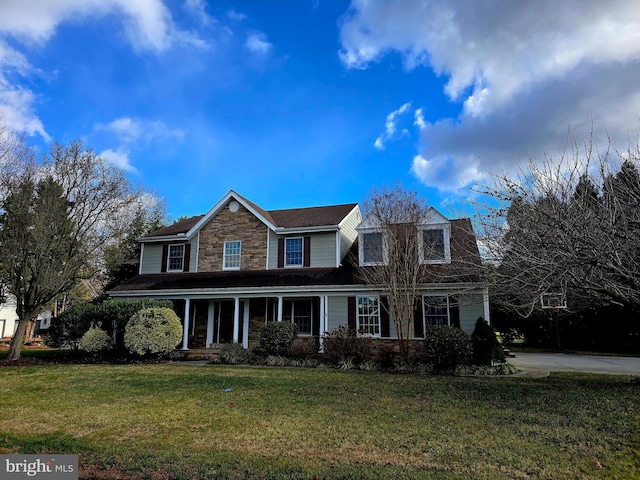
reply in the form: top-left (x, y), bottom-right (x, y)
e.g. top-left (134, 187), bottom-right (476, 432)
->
top-left (182, 348), bottom-right (221, 361)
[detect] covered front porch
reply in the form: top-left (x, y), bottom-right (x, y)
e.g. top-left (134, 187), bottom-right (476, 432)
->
top-left (176, 295), bottom-right (331, 351)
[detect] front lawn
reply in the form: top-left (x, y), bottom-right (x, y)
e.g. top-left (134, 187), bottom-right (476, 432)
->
top-left (0, 364), bottom-right (637, 479)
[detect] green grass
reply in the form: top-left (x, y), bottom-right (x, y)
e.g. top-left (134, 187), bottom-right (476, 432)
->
top-left (0, 364), bottom-right (638, 479)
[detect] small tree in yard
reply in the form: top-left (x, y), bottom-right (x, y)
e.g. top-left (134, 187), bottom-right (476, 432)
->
top-left (124, 308), bottom-right (182, 357)
top-left (259, 322), bottom-right (297, 355)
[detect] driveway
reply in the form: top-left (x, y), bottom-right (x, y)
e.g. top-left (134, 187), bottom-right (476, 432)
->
top-left (509, 352), bottom-right (640, 376)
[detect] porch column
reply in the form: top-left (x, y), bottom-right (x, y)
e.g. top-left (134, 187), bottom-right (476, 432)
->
top-left (233, 297), bottom-right (240, 343)
top-left (318, 295), bottom-right (327, 352)
top-left (242, 300), bottom-right (250, 349)
top-left (181, 298), bottom-right (191, 350)
top-left (206, 301), bottom-right (215, 347)
top-left (483, 288), bottom-right (491, 324)
top-left (277, 296), bottom-right (283, 321)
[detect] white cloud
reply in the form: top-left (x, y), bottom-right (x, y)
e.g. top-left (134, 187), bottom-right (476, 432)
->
top-left (99, 148), bottom-right (138, 173)
top-left (184, 0), bottom-right (215, 27)
top-left (228, 9), bottom-right (248, 22)
top-left (340, 0), bottom-right (640, 191)
top-left (245, 33), bottom-right (272, 55)
top-left (414, 108), bottom-right (426, 130)
top-left (373, 102), bottom-right (412, 149)
top-left (94, 117), bottom-right (185, 144)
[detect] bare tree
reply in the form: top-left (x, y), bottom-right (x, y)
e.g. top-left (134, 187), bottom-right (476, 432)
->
top-left (473, 132), bottom-right (640, 317)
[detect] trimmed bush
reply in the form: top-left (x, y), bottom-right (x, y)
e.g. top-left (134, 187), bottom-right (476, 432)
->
top-left (423, 326), bottom-right (472, 373)
top-left (288, 337), bottom-right (319, 359)
top-left (471, 317), bottom-right (505, 366)
top-left (124, 308), bottom-right (183, 357)
top-left (259, 322), bottom-right (298, 355)
top-left (322, 326), bottom-right (372, 367)
top-left (79, 326), bottom-right (112, 353)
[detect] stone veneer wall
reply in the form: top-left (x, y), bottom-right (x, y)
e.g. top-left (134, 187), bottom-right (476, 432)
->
top-left (197, 201), bottom-right (268, 271)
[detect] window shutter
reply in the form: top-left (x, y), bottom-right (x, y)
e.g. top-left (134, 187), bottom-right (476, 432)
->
top-left (380, 296), bottom-right (390, 338)
top-left (303, 236), bottom-right (311, 267)
top-left (277, 238), bottom-right (284, 268)
top-left (161, 245), bottom-right (168, 272)
top-left (414, 297), bottom-right (424, 338)
top-left (183, 244), bottom-right (191, 272)
top-left (449, 296), bottom-right (460, 328)
top-left (347, 297), bottom-right (356, 332)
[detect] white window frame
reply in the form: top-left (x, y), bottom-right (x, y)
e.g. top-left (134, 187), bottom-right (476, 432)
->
top-left (358, 229), bottom-right (387, 266)
top-left (167, 244), bottom-right (185, 272)
top-left (423, 294), bottom-right (450, 331)
top-left (285, 237), bottom-right (304, 267)
top-left (356, 295), bottom-right (381, 337)
top-left (418, 225), bottom-right (451, 264)
top-left (283, 298), bottom-right (313, 336)
top-left (223, 240), bottom-right (242, 270)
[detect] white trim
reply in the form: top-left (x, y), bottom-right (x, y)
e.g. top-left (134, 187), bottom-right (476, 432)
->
top-left (335, 231), bottom-right (341, 268)
top-left (242, 300), bottom-right (250, 349)
top-left (483, 288), bottom-right (491, 324)
top-left (138, 243), bottom-right (145, 275)
top-left (233, 297), bottom-right (240, 343)
top-left (358, 229), bottom-right (387, 266)
top-left (194, 231), bottom-right (200, 273)
top-left (418, 224), bottom-right (451, 265)
top-left (167, 244), bottom-right (186, 272)
top-left (181, 298), bottom-right (191, 350)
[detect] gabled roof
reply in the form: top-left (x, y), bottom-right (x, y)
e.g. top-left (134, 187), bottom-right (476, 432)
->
top-left (143, 190), bottom-right (359, 240)
top-left (357, 206), bottom-right (450, 230)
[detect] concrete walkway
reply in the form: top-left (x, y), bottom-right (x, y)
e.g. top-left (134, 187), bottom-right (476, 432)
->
top-left (509, 352), bottom-right (640, 376)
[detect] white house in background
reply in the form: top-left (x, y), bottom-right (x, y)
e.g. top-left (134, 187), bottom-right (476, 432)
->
top-left (0, 296), bottom-right (52, 339)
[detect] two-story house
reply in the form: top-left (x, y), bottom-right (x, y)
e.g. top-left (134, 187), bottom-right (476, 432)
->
top-left (109, 190), bottom-right (489, 352)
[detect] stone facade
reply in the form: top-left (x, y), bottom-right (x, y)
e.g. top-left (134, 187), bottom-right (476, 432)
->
top-left (197, 201), bottom-right (268, 272)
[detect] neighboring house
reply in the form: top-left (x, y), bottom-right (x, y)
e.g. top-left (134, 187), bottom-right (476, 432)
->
top-left (0, 295), bottom-right (52, 339)
top-left (109, 190), bottom-right (489, 351)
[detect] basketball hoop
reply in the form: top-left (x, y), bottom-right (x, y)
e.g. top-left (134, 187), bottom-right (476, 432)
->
top-left (541, 292), bottom-right (567, 310)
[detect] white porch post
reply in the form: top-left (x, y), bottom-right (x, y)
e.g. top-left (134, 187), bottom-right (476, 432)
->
top-left (318, 295), bottom-right (327, 352)
top-left (206, 300), bottom-right (215, 348)
top-left (277, 296), bottom-right (283, 321)
top-left (181, 298), bottom-right (191, 350)
top-left (233, 297), bottom-right (240, 343)
top-left (242, 300), bottom-right (250, 349)
top-left (483, 288), bottom-right (491, 324)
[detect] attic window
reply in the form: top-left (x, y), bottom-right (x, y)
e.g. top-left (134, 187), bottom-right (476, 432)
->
top-left (419, 226), bottom-right (451, 264)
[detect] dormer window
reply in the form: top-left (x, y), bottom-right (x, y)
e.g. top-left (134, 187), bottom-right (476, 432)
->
top-left (168, 244), bottom-right (185, 271)
top-left (359, 230), bottom-right (386, 266)
top-left (419, 226), bottom-right (451, 264)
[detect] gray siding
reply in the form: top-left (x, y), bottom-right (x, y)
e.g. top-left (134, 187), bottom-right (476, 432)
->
top-left (140, 240), bottom-right (197, 274)
top-left (458, 294), bottom-right (485, 335)
top-left (267, 231), bottom-right (338, 269)
top-left (326, 296), bottom-right (349, 332)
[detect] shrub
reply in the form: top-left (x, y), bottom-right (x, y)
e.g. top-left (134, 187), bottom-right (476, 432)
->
top-left (124, 308), bottom-right (183, 357)
top-left (322, 326), bottom-right (372, 366)
top-left (288, 337), bottom-right (319, 359)
top-left (471, 317), bottom-right (505, 366)
top-left (423, 326), bottom-right (472, 373)
top-left (78, 326), bottom-right (112, 353)
top-left (218, 343), bottom-right (251, 365)
top-left (259, 322), bottom-right (298, 355)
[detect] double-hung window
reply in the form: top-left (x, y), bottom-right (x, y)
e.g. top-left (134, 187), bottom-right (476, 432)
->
top-left (356, 296), bottom-right (381, 336)
top-left (285, 237), bottom-right (303, 267)
top-left (283, 299), bottom-right (313, 335)
top-left (420, 226), bottom-right (450, 264)
top-left (361, 231), bottom-right (384, 265)
top-left (423, 295), bottom-right (449, 328)
top-left (168, 244), bottom-right (184, 271)
top-left (223, 241), bottom-right (241, 270)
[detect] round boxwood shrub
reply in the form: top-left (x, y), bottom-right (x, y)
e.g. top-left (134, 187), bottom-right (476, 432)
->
top-left (124, 308), bottom-right (183, 357)
top-left (79, 326), bottom-right (112, 353)
top-left (423, 326), bottom-right (472, 373)
top-left (471, 317), bottom-right (506, 366)
top-left (258, 322), bottom-right (297, 355)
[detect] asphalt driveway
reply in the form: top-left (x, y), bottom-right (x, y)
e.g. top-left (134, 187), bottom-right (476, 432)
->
top-left (509, 352), bottom-right (640, 376)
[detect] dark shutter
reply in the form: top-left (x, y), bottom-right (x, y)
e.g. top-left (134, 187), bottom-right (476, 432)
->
top-left (303, 236), bottom-right (311, 267)
top-left (277, 238), bottom-right (284, 268)
top-left (380, 296), bottom-right (390, 338)
top-left (183, 244), bottom-right (191, 272)
top-left (347, 297), bottom-right (356, 332)
top-left (450, 296), bottom-right (460, 328)
top-left (161, 245), bottom-right (168, 272)
top-left (414, 296), bottom-right (424, 338)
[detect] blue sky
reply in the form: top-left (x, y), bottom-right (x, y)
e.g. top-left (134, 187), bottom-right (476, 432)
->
top-left (1, 0), bottom-right (639, 220)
